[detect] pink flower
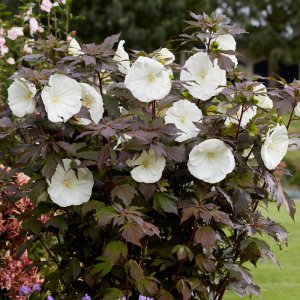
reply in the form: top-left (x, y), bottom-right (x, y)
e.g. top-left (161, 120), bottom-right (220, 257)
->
top-left (15, 173), bottom-right (31, 186)
top-left (0, 28), bottom-right (4, 36)
top-left (29, 18), bottom-right (39, 36)
top-left (24, 41), bottom-right (33, 54)
top-left (0, 36), bottom-right (8, 57)
top-left (7, 27), bottom-right (24, 40)
top-left (41, 0), bottom-right (53, 13)
top-left (6, 57), bottom-right (15, 65)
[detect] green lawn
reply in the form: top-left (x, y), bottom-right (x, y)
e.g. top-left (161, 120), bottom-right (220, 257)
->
top-left (224, 202), bottom-right (300, 300)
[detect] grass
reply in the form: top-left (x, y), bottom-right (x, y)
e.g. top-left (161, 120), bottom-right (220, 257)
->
top-left (224, 201), bottom-right (300, 300)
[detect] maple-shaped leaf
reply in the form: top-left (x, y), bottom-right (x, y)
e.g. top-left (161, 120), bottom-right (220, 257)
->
top-left (194, 226), bottom-right (217, 252)
top-left (111, 184), bottom-right (137, 207)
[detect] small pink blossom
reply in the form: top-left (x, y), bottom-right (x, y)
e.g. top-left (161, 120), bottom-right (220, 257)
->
top-left (41, 0), bottom-right (53, 13)
top-left (0, 28), bottom-right (4, 36)
top-left (23, 42), bottom-right (33, 54)
top-left (15, 173), bottom-right (31, 186)
top-left (0, 37), bottom-right (8, 57)
top-left (7, 27), bottom-right (24, 40)
top-left (29, 17), bottom-right (39, 36)
top-left (6, 57), bottom-right (15, 65)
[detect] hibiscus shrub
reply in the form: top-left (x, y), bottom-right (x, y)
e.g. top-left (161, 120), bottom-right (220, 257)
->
top-left (1, 9), bottom-right (298, 300)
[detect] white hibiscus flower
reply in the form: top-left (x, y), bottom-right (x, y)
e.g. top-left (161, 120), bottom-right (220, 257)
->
top-left (294, 103), bottom-right (300, 117)
top-left (41, 74), bottom-right (82, 123)
top-left (152, 47), bottom-right (175, 65)
top-left (188, 139), bottom-right (235, 183)
top-left (164, 99), bottom-right (203, 142)
top-left (128, 149), bottom-right (166, 183)
top-left (124, 56), bottom-right (171, 102)
top-left (214, 34), bottom-right (238, 67)
top-left (261, 124), bottom-right (289, 170)
top-left (8, 79), bottom-right (36, 117)
top-left (180, 52), bottom-right (226, 101)
top-left (68, 38), bottom-right (83, 56)
top-left (73, 83), bottom-right (104, 125)
top-left (47, 158), bottom-right (94, 207)
top-left (254, 84), bottom-right (273, 109)
top-left (225, 105), bottom-right (257, 127)
top-left (113, 40), bottom-right (130, 74)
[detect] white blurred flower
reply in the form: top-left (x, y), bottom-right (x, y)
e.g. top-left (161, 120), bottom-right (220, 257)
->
top-left (8, 79), bottom-right (36, 117)
top-left (113, 134), bottom-right (132, 150)
top-left (225, 105), bottom-right (257, 127)
top-left (188, 139), bottom-right (235, 183)
top-left (261, 124), bottom-right (289, 170)
top-left (113, 40), bottom-right (130, 74)
top-left (7, 27), bottom-right (24, 40)
top-left (73, 83), bottom-right (104, 125)
top-left (128, 149), bottom-right (166, 183)
top-left (23, 41), bottom-right (33, 54)
top-left (41, 0), bottom-right (53, 13)
top-left (6, 57), bottom-right (15, 65)
top-left (294, 103), bottom-right (300, 117)
top-left (124, 56), bottom-right (171, 102)
top-left (152, 47), bottom-right (175, 65)
top-left (214, 34), bottom-right (238, 67)
top-left (68, 38), bottom-right (83, 56)
top-left (180, 52), bottom-right (226, 101)
top-left (29, 18), bottom-right (39, 37)
top-left (0, 38), bottom-right (8, 56)
top-left (47, 159), bottom-right (94, 207)
top-left (254, 84), bottom-right (273, 109)
top-left (164, 99), bottom-right (203, 142)
top-left (41, 74), bottom-right (82, 123)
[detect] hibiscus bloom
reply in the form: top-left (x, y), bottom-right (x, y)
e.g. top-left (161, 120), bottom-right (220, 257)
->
top-left (164, 99), bottom-right (203, 142)
top-left (124, 56), bottom-right (171, 102)
top-left (41, 0), bottom-right (53, 13)
top-left (73, 83), bottom-right (104, 125)
top-left (295, 103), bottom-right (300, 117)
top-left (128, 149), bottom-right (166, 183)
top-left (180, 52), bottom-right (226, 100)
top-left (261, 124), bottom-right (289, 170)
top-left (68, 38), bottom-right (83, 56)
top-left (113, 40), bottom-right (130, 74)
top-left (47, 159), bottom-right (94, 207)
top-left (7, 27), bottom-right (24, 40)
top-left (41, 74), bottom-right (82, 123)
top-left (29, 18), bottom-right (39, 37)
top-left (188, 139), bottom-right (235, 183)
top-left (214, 34), bottom-right (237, 67)
top-left (253, 84), bottom-right (273, 109)
top-left (8, 79), bottom-right (36, 117)
top-left (152, 47), bottom-right (175, 65)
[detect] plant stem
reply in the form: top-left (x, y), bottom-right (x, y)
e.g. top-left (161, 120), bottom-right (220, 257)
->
top-left (235, 103), bottom-right (244, 140)
top-left (151, 100), bottom-right (156, 119)
top-left (286, 100), bottom-right (296, 129)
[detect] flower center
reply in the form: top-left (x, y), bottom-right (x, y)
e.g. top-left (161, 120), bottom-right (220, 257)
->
top-left (82, 97), bottom-right (92, 108)
top-left (147, 73), bottom-right (156, 83)
top-left (199, 70), bottom-right (207, 80)
top-left (179, 115), bottom-right (186, 124)
top-left (25, 92), bottom-right (33, 101)
top-left (142, 158), bottom-right (150, 168)
top-left (63, 178), bottom-right (73, 189)
top-left (51, 96), bottom-right (60, 103)
top-left (207, 152), bottom-right (215, 160)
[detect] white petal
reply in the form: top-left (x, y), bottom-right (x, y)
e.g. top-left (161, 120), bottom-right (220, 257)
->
top-left (113, 40), bottom-right (130, 74)
top-left (188, 139), bottom-right (235, 183)
top-left (41, 74), bottom-right (82, 123)
top-left (47, 158), bottom-right (94, 207)
top-left (261, 124), bottom-right (289, 170)
top-left (254, 84), bottom-right (273, 109)
top-left (8, 79), bottom-right (36, 117)
top-left (125, 56), bottom-right (171, 102)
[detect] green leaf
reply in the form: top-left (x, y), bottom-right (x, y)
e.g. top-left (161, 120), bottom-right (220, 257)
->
top-left (136, 276), bottom-right (159, 296)
top-left (46, 215), bottom-right (68, 234)
top-left (153, 193), bottom-right (178, 215)
top-left (94, 206), bottom-right (117, 226)
top-left (62, 257), bottom-right (81, 284)
top-left (28, 180), bottom-right (47, 205)
top-left (82, 200), bottom-right (105, 217)
top-left (103, 241), bottom-right (128, 264)
top-left (172, 245), bottom-right (194, 261)
top-left (90, 259), bottom-right (113, 277)
top-left (125, 259), bottom-right (144, 281)
top-left (22, 217), bottom-right (42, 234)
top-left (103, 288), bottom-right (124, 300)
top-left (157, 289), bottom-right (175, 300)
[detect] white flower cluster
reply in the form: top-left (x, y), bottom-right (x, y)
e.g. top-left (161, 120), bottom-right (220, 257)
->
top-left (7, 35), bottom-right (290, 207)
